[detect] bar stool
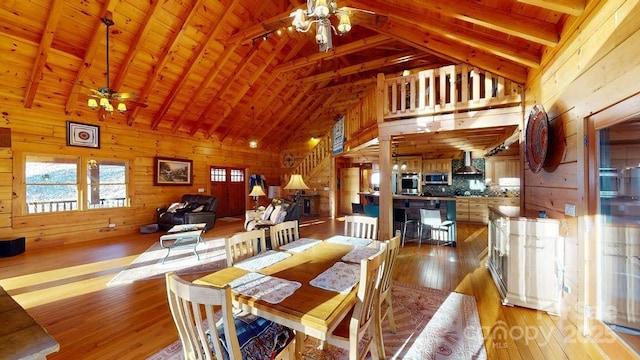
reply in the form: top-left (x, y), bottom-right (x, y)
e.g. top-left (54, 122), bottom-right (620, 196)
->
top-left (418, 209), bottom-right (455, 247)
top-left (394, 208), bottom-right (417, 247)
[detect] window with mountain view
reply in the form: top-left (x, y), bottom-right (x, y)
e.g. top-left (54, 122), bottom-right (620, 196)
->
top-left (25, 155), bottom-right (128, 214)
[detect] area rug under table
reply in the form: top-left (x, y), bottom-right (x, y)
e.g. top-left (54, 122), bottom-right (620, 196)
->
top-left (148, 282), bottom-right (487, 360)
top-left (107, 236), bottom-right (227, 286)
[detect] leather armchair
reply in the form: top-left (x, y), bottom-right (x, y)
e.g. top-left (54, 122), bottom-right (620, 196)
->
top-left (156, 194), bottom-right (219, 232)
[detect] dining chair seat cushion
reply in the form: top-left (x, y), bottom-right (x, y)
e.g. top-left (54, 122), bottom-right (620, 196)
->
top-left (212, 311), bottom-right (294, 360)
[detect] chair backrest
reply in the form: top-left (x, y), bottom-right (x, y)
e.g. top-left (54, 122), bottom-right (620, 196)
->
top-left (270, 220), bottom-right (299, 250)
top-left (165, 272), bottom-right (241, 360)
top-left (379, 235), bottom-right (401, 302)
top-left (420, 209), bottom-right (443, 227)
top-left (225, 229), bottom-right (266, 266)
top-left (350, 245), bottom-right (386, 357)
top-left (344, 215), bottom-right (378, 240)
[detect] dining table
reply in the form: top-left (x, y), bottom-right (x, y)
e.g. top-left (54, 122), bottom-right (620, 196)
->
top-left (194, 235), bottom-right (381, 359)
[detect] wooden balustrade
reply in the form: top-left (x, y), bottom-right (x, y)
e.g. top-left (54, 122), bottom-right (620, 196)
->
top-left (292, 133), bottom-right (332, 178)
top-left (383, 65), bottom-right (522, 119)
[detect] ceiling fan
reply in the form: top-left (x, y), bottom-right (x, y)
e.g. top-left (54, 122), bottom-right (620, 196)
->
top-left (80, 16), bottom-right (146, 114)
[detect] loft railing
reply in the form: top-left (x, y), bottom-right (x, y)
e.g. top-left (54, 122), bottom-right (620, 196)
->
top-left (383, 65), bottom-right (523, 119)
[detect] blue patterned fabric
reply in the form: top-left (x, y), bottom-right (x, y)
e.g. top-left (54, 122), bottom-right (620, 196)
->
top-left (212, 312), bottom-right (293, 360)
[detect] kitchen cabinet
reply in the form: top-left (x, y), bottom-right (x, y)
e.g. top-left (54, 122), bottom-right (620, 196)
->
top-left (299, 194), bottom-right (320, 216)
top-left (397, 156), bottom-right (422, 173)
top-left (485, 156), bottom-right (520, 184)
top-left (488, 206), bottom-right (562, 315)
top-left (458, 197), bottom-right (519, 223)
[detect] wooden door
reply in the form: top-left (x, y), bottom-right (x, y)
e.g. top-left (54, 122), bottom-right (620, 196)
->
top-left (340, 167), bottom-right (360, 215)
top-left (210, 167), bottom-right (246, 218)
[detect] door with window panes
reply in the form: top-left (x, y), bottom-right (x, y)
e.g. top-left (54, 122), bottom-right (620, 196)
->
top-left (210, 167), bottom-right (245, 217)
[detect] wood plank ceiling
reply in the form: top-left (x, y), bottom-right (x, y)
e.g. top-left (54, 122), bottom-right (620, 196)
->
top-left (0, 0), bottom-right (585, 152)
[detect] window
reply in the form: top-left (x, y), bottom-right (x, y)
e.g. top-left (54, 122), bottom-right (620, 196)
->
top-left (87, 159), bottom-right (128, 209)
top-left (24, 155), bottom-right (129, 214)
top-left (26, 155), bottom-right (78, 213)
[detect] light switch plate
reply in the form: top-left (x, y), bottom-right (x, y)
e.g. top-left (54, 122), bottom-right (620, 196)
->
top-left (198, 188), bottom-right (205, 193)
top-left (565, 203), bottom-right (576, 217)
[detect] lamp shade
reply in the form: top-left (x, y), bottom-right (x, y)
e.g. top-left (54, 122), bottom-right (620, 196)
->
top-left (284, 174), bottom-right (309, 190)
top-left (249, 185), bottom-right (266, 197)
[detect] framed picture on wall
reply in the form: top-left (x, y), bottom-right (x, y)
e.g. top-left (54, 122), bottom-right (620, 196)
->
top-left (66, 121), bottom-right (100, 148)
top-left (154, 157), bottom-right (193, 186)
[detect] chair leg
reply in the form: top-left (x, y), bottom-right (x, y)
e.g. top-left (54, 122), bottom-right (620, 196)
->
top-left (386, 293), bottom-right (396, 333)
top-left (401, 222), bottom-right (407, 247)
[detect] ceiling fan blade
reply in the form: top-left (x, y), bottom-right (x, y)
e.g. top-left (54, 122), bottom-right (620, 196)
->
top-left (112, 92), bottom-right (139, 100)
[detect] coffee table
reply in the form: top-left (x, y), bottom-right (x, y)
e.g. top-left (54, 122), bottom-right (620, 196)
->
top-left (159, 223), bottom-right (206, 264)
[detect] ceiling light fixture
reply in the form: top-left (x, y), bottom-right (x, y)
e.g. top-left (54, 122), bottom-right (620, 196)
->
top-left (291, 0), bottom-right (351, 51)
top-left (249, 105), bottom-right (258, 148)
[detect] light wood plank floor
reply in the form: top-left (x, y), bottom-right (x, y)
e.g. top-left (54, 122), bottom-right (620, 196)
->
top-left (0, 217), bottom-right (608, 359)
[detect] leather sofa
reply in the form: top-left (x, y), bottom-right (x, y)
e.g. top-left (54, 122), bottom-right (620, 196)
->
top-left (156, 194), bottom-right (219, 232)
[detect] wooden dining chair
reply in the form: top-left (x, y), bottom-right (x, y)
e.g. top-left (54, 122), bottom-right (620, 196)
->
top-left (225, 228), bottom-right (266, 266)
top-left (374, 236), bottom-right (401, 358)
top-left (325, 245), bottom-right (386, 360)
top-left (165, 272), bottom-right (295, 360)
top-left (344, 215), bottom-right (379, 240)
top-left (270, 220), bottom-right (299, 250)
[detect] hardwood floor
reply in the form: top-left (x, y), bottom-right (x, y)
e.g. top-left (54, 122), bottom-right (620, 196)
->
top-left (0, 217), bottom-right (609, 359)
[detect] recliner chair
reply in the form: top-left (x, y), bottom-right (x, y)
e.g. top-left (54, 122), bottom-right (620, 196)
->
top-left (156, 194), bottom-right (219, 232)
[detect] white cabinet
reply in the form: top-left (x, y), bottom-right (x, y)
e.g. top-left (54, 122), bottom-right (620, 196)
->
top-left (488, 207), bottom-right (562, 314)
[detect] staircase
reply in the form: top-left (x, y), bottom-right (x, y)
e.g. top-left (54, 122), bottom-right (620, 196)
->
top-left (291, 133), bottom-right (332, 179)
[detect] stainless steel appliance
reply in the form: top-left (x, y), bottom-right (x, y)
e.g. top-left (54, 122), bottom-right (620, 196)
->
top-left (399, 172), bottom-right (420, 195)
top-left (424, 172), bottom-right (449, 184)
top-left (599, 168), bottom-right (620, 198)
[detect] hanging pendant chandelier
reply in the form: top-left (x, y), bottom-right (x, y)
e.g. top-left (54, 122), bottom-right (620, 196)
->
top-left (291, 0), bottom-right (352, 52)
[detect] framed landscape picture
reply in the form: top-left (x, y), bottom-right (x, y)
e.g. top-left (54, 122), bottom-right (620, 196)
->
top-left (154, 157), bottom-right (193, 186)
top-left (67, 121), bottom-right (100, 148)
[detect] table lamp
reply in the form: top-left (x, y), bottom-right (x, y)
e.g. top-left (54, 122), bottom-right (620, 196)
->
top-left (249, 184), bottom-right (266, 211)
top-left (284, 174), bottom-right (309, 204)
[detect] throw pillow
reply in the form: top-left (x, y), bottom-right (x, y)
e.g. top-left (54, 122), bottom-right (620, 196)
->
top-left (192, 205), bottom-right (204, 212)
top-left (262, 204), bottom-right (274, 220)
top-left (167, 202), bottom-right (187, 213)
top-left (269, 205), bottom-right (282, 223)
top-left (274, 210), bottom-right (287, 224)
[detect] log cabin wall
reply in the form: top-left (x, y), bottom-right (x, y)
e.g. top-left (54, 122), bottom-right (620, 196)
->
top-left (0, 101), bottom-right (280, 250)
top-left (523, 0), bottom-right (640, 343)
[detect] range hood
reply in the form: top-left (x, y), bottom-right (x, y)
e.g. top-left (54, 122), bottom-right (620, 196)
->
top-left (455, 151), bottom-right (482, 175)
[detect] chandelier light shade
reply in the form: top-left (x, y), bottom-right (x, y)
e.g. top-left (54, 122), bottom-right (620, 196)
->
top-left (284, 174), bottom-right (310, 190)
top-left (87, 98), bottom-right (99, 110)
top-left (291, 0), bottom-right (351, 51)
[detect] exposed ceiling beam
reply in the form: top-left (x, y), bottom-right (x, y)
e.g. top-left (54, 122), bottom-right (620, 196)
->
top-left (517, 0), bottom-right (585, 16)
top-left (371, 20), bottom-right (528, 84)
top-left (299, 50), bottom-right (429, 84)
top-left (360, 3), bottom-right (541, 68)
top-left (347, 0), bottom-right (559, 47)
top-left (24, 0), bottom-right (63, 108)
top-left (151, 0), bottom-right (239, 130)
top-left (127, 0), bottom-right (208, 125)
top-left (225, 7), bottom-right (299, 45)
top-left (276, 34), bottom-right (394, 73)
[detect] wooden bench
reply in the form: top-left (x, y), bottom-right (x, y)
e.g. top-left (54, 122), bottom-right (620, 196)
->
top-left (0, 285), bottom-right (59, 359)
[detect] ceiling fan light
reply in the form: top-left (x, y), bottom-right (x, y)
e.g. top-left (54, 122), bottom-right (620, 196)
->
top-left (87, 98), bottom-right (99, 110)
top-left (117, 102), bottom-right (127, 112)
top-left (401, 162), bottom-right (407, 171)
top-left (249, 140), bottom-right (258, 148)
top-left (105, 103), bottom-right (114, 113)
top-left (99, 98), bottom-right (109, 107)
top-left (337, 13), bottom-right (351, 33)
top-left (314, 0), bottom-right (330, 17)
top-left (292, 9), bottom-right (309, 31)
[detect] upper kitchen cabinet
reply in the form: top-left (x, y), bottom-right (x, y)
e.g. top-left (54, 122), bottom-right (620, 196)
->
top-left (396, 156), bottom-right (422, 173)
top-left (423, 159), bottom-right (453, 185)
top-left (485, 156), bottom-right (520, 185)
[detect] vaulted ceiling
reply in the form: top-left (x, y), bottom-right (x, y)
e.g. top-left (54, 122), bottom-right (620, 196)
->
top-left (1, 0), bottom-right (585, 152)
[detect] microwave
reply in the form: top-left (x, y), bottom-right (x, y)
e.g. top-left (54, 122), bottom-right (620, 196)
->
top-left (599, 168), bottom-right (619, 198)
top-left (424, 172), bottom-right (449, 184)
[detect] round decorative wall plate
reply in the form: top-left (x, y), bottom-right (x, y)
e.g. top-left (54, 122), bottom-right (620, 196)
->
top-left (283, 153), bottom-right (294, 168)
top-left (525, 104), bottom-right (549, 173)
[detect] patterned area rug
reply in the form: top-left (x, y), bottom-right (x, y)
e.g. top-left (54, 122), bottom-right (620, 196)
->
top-left (107, 237), bottom-right (227, 286)
top-left (148, 282), bottom-right (487, 359)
